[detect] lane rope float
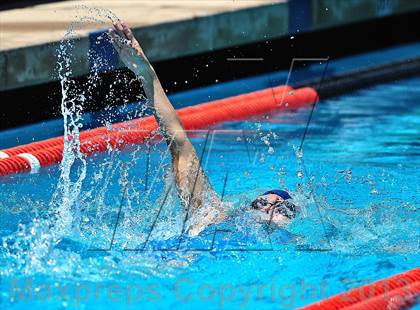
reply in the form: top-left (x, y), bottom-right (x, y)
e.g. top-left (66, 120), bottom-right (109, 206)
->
top-left (0, 151), bottom-right (9, 159)
top-left (0, 85), bottom-right (318, 176)
top-left (16, 153), bottom-right (41, 174)
top-left (299, 267), bottom-right (420, 310)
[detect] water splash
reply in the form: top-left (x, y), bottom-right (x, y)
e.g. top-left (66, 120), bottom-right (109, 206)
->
top-left (0, 8), bottom-right (142, 276)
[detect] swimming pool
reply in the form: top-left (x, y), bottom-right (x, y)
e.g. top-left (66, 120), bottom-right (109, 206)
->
top-left (0, 75), bottom-right (419, 309)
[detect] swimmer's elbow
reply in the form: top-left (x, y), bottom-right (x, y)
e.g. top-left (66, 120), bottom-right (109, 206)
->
top-left (168, 130), bottom-right (194, 157)
top-left (172, 130), bottom-right (189, 148)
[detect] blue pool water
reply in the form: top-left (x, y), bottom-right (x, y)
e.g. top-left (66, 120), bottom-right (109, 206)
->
top-left (0, 76), bottom-right (419, 309)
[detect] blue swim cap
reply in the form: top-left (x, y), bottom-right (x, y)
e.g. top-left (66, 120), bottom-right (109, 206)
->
top-left (262, 189), bottom-right (292, 200)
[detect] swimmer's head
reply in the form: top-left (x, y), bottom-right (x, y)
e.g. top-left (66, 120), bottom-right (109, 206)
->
top-left (250, 189), bottom-right (298, 226)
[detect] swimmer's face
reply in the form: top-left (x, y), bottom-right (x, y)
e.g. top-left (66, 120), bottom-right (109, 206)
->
top-left (250, 193), bottom-right (298, 226)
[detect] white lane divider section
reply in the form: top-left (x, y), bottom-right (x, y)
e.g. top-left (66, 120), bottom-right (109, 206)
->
top-left (17, 153), bottom-right (41, 173)
top-left (0, 151), bottom-right (9, 159)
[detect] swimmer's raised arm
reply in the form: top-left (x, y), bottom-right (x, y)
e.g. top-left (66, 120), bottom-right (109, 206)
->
top-left (109, 21), bottom-right (227, 235)
top-left (108, 21), bottom-right (192, 157)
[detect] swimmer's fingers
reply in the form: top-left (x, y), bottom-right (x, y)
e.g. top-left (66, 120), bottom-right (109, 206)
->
top-left (121, 21), bottom-right (134, 41)
top-left (109, 28), bottom-right (133, 49)
top-left (111, 21), bottom-right (139, 49)
top-left (113, 20), bottom-right (126, 38)
top-left (121, 21), bottom-right (144, 54)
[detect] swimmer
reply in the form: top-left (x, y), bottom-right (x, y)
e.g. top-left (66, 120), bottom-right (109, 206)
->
top-left (109, 21), bottom-right (299, 235)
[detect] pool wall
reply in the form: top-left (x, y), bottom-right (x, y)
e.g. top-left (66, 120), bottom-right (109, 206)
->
top-left (1, 0), bottom-right (420, 92)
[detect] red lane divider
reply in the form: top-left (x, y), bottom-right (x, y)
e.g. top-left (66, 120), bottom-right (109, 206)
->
top-left (1, 85), bottom-right (293, 157)
top-left (299, 268), bottom-right (420, 310)
top-left (345, 281), bottom-right (420, 310)
top-left (0, 86), bottom-right (318, 176)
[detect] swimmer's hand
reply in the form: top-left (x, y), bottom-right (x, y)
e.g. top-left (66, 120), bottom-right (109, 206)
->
top-left (108, 20), bottom-right (155, 79)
